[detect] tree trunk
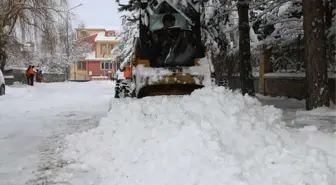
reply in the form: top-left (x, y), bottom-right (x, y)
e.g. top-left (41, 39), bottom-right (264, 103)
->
top-left (237, 0), bottom-right (255, 96)
top-left (303, 0), bottom-right (329, 110)
top-left (0, 35), bottom-right (7, 72)
top-left (0, 51), bottom-right (6, 72)
top-left (324, 0), bottom-right (333, 29)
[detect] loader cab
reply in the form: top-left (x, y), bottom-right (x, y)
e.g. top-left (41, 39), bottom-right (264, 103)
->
top-left (162, 14), bottom-right (175, 28)
top-left (138, 0), bottom-right (205, 67)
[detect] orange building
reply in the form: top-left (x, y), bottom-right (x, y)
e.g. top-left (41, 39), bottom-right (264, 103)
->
top-left (69, 28), bottom-right (120, 81)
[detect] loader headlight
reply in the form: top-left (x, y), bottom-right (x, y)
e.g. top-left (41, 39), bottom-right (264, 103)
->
top-left (194, 59), bottom-right (200, 66)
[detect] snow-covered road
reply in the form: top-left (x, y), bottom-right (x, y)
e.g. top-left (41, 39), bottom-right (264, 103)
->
top-left (0, 81), bottom-right (114, 185)
top-left (1, 82), bottom-right (335, 185)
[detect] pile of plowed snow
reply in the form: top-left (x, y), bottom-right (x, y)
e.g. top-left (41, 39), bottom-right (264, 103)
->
top-left (59, 87), bottom-right (335, 185)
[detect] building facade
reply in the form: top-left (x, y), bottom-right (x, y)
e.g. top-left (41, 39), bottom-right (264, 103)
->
top-left (69, 28), bottom-right (120, 81)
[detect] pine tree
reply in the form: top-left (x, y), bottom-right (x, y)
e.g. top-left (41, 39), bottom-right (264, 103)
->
top-left (112, 0), bottom-right (139, 68)
top-left (116, 0), bottom-right (140, 12)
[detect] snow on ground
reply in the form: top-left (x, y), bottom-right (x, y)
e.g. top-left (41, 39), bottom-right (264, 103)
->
top-left (0, 81), bottom-right (114, 185)
top-left (257, 94), bottom-right (336, 133)
top-left (296, 106), bottom-right (336, 117)
top-left (55, 87), bottom-right (335, 185)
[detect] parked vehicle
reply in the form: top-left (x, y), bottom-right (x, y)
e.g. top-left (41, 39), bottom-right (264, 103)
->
top-left (0, 70), bottom-right (5, 95)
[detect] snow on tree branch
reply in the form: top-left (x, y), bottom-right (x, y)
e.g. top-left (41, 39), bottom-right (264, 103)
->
top-left (0, 0), bottom-right (68, 71)
top-left (111, 10), bottom-right (139, 69)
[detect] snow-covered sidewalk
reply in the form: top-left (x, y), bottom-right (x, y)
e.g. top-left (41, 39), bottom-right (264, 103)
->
top-left (0, 81), bottom-right (114, 185)
top-left (257, 95), bottom-right (336, 133)
top-left (56, 87), bottom-right (335, 185)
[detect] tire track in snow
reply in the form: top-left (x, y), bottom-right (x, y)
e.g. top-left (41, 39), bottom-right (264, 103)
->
top-left (25, 111), bottom-right (106, 185)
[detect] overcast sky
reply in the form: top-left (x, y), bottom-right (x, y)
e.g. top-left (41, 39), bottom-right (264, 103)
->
top-left (69, 0), bottom-right (128, 30)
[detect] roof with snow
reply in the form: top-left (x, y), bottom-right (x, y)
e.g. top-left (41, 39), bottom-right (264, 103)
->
top-left (85, 58), bottom-right (115, 61)
top-left (75, 28), bottom-right (105, 31)
top-left (95, 32), bottom-right (118, 42)
top-left (76, 33), bottom-right (98, 44)
top-left (83, 51), bottom-right (115, 61)
top-left (84, 52), bottom-right (96, 59)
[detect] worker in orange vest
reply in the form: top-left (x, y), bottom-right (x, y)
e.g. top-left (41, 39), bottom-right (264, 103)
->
top-left (123, 64), bottom-right (132, 79)
top-left (26, 65), bottom-right (36, 86)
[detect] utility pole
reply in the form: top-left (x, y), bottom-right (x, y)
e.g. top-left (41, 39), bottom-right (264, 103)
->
top-left (64, 3), bottom-right (83, 81)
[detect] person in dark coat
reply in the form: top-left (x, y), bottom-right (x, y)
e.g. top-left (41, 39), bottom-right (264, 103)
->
top-left (36, 69), bottom-right (43, 82)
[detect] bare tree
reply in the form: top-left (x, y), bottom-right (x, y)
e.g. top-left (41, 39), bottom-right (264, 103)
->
top-left (28, 27), bottom-right (93, 74)
top-left (0, 0), bottom-right (67, 72)
top-left (303, 0), bottom-right (329, 110)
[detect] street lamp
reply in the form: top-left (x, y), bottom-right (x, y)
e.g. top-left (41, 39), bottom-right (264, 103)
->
top-left (64, 3), bottom-right (83, 81)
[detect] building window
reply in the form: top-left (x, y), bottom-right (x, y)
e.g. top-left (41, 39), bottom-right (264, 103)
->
top-left (101, 44), bottom-right (107, 54)
top-left (77, 61), bottom-right (86, 70)
top-left (106, 31), bottom-right (115, 37)
top-left (80, 31), bottom-right (88, 38)
top-left (101, 62), bottom-right (112, 70)
top-left (109, 44), bottom-right (114, 53)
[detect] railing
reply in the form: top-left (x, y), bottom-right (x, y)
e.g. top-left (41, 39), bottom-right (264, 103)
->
top-left (91, 76), bottom-right (109, 80)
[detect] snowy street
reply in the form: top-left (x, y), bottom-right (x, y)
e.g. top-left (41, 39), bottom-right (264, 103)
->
top-left (0, 82), bottom-right (335, 185)
top-left (0, 81), bottom-right (114, 185)
top-left (1, 0), bottom-right (335, 184)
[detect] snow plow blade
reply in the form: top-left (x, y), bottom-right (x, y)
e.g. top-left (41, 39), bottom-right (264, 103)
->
top-left (137, 84), bottom-right (203, 98)
top-left (135, 72), bottom-right (205, 98)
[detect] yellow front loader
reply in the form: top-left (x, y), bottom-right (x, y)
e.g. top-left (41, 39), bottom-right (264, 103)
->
top-left (127, 0), bottom-right (210, 98)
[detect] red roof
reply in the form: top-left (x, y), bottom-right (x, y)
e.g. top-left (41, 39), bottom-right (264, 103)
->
top-left (77, 33), bottom-right (98, 45)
